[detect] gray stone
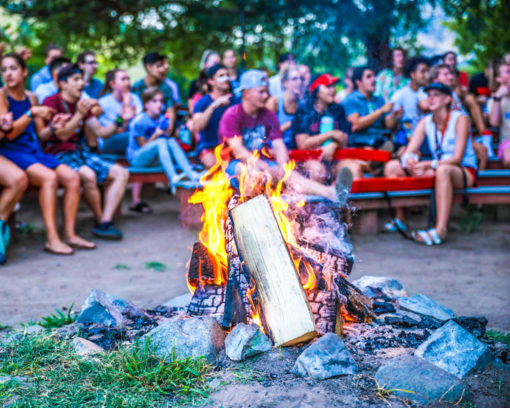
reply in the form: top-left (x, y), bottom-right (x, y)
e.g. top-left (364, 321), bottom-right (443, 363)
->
top-left (375, 355), bottom-right (471, 405)
top-left (292, 333), bottom-right (357, 380)
top-left (163, 293), bottom-right (192, 310)
top-left (76, 289), bottom-right (147, 328)
top-left (398, 293), bottom-right (454, 321)
top-left (448, 316), bottom-right (488, 338)
top-left (23, 325), bottom-right (45, 335)
top-left (141, 316), bottom-right (226, 362)
top-left (352, 276), bottom-right (407, 299)
top-left (71, 337), bottom-right (104, 356)
top-left (225, 323), bottom-right (272, 361)
top-left (415, 321), bottom-right (495, 379)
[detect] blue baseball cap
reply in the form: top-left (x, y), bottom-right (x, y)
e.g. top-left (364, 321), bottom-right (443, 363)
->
top-left (424, 82), bottom-right (452, 96)
top-left (236, 69), bottom-right (269, 93)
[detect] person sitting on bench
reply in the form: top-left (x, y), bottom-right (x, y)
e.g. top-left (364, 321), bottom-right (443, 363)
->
top-left (384, 82), bottom-right (478, 246)
top-left (489, 60), bottom-right (510, 168)
top-left (341, 66), bottom-right (402, 179)
top-left (218, 69), bottom-right (351, 204)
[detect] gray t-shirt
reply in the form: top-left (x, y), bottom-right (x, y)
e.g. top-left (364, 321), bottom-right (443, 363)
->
top-left (391, 85), bottom-right (427, 134)
top-left (341, 90), bottom-right (387, 147)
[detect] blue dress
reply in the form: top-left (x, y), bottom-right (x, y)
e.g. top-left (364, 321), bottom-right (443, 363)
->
top-left (0, 93), bottom-right (61, 170)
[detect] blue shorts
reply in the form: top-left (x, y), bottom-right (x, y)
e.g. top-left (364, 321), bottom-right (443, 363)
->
top-left (0, 148), bottom-right (60, 171)
top-left (225, 159), bottom-right (277, 189)
top-left (57, 149), bottom-right (113, 183)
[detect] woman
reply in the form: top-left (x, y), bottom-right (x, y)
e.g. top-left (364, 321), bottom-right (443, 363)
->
top-left (128, 87), bottom-right (201, 195)
top-left (0, 52), bottom-right (95, 255)
top-left (375, 47), bottom-right (409, 102)
top-left (188, 50), bottom-right (221, 112)
top-left (266, 66), bottom-right (302, 149)
top-left (384, 82), bottom-right (477, 245)
top-left (98, 69), bottom-right (149, 213)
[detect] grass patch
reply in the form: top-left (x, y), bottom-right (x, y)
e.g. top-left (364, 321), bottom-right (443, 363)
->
top-left (144, 261), bottom-right (168, 272)
top-left (486, 329), bottom-right (510, 347)
top-left (15, 222), bottom-right (45, 236)
top-left (113, 263), bottom-right (131, 270)
top-left (0, 323), bottom-right (11, 331)
top-left (39, 305), bottom-right (76, 329)
top-left (0, 333), bottom-right (211, 407)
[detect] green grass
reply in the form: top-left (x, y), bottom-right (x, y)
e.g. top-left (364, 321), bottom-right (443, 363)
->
top-left (486, 329), bottom-right (510, 347)
top-left (39, 305), bottom-right (76, 329)
top-left (113, 263), bottom-right (131, 270)
top-left (0, 323), bottom-right (11, 331)
top-left (144, 261), bottom-right (168, 272)
top-left (0, 333), bottom-right (211, 407)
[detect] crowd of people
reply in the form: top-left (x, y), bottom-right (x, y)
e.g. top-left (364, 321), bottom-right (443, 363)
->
top-left (0, 42), bottom-right (509, 264)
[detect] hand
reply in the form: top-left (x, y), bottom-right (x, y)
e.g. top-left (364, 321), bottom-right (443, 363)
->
top-left (409, 161), bottom-right (430, 176)
top-left (51, 113), bottom-right (71, 130)
top-left (17, 47), bottom-right (32, 61)
top-left (30, 106), bottom-right (55, 121)
top-left (122, 92), bottom-right (132, 106)
top-left (392, 106), bottom-right (404, 120)
top-left (212, 94), bottom-right (232, 109)
top-left (405, 156), bottom-right (419, 171)
top-left (0, 112), bottom-right (13, 131)
top-left (120, 103), bottom-right (136, 121)
top-left (329, 130), bottom-right (348, 146)
top-left (380, 102), bottom-right (394, 114)
top-left (153, 127), bottom-right (167, 138)
top-left (495, 85), bottom-right (509, 99)
top-left (77, 99), bottom-right (95, 116)
top-left (320, 141), bottom-right (338, 161)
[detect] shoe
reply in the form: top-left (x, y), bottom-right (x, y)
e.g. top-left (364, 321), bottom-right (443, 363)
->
top-left (335, 167), bottom-right (353, 207)
top-left (0, 220), bottom-right (8, 265)
top-left (92, 221), bottom-right (123, 240)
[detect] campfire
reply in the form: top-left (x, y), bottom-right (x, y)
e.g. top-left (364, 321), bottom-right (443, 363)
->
top-left (185, 146), bottom-right (372, 346)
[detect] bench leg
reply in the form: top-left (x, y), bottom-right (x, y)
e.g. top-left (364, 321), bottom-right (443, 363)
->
top-left (352, 210), bottom-right (378, 235)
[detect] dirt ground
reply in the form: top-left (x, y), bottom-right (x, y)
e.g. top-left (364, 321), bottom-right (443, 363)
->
top-left (1, 191), bottom-right (509, 332)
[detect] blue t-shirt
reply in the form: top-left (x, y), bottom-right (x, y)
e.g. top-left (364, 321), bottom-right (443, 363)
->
top-left (193, 94), bottom-right (237, 152)
top-left (127, 112), bottom-right (168, 162)
top-left (342, 90), bottom-right (387, 147)
top-left (30, 65), bottom-right (52, 92)
top-left (84, 78), bottom-right (104, 99)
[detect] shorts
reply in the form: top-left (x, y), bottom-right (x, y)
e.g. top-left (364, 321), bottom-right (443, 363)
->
top-left (464, 166), bottom-right (479, 187)
top-left (57, 149), bottom-right (113, 183)
top-left (0, 148), bottom-right (60, 171)
top-left (497, 140), bottom-right (510, 159)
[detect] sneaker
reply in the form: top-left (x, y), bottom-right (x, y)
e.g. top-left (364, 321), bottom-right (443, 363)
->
top-left (0, 220), bottom-right (8, 265)
top-left (335, 166), bottom-right (354, 207)
top-left (92, 221), bottom-right (123, 240)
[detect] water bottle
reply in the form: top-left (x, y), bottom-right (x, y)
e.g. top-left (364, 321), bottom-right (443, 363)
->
top-left (157, 114), bottom-right (170, 131)
top-left (320, 115), bottom-right (335, 146)
top-left (178, 125), bottom-right (192, 146)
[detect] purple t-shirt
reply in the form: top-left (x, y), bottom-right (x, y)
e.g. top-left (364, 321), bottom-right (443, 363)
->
top-left (219, 103), bottom-right (282, 152)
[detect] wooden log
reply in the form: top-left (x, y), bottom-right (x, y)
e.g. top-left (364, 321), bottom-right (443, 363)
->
top-left (187, 242), bottom-right (215, 288)
top-left (334, 275), bottom-right (374, 323)
top-left (230, 194), bottom-right (317, 346)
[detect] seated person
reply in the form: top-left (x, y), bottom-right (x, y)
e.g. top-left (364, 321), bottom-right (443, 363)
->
top-left (218, 70), bottom-right (351, 204)
top-left (384, 83), bottom-right (477, 245)
top-left (292, 73), bottom-right (350, 183)
top-left (132, 52), bottom-right (176, 136)
top-left (192, 64), bottom-right (236, 169)
top-left (266, 66), bottom-right (303, 149)
top-left (34, 57), bottom-right (71, 104)
top-left (42, 64), bottom-right (129, 240)
top-left (30, 44), bottom-right (62, 92)
top-left (77, 50), bottom-right (103, 99)
top-left (375, 47), bottom-right (409, 102)
top-left (341, 66), bottom-right (402, 178)
top-left (0, 53), bottom-right (95, 256)
top-left (128, 87), bottom-right (201, 195)
top-left (489, 61), bottom-right (510, 168)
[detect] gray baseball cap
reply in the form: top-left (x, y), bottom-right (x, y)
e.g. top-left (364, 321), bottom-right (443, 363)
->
top-left (236, 69), bottom-right (269, 93)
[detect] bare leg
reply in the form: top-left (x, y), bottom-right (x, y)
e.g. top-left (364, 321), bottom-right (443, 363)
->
top-left (101, 164), bottom-right (129, 222)
top-left (25, 164), bottom-right (73, 254)
top-left (131, 182), bottom-right (143, 205)
top-left (434, 164), bottom-right (474, 239)
top-left (56, 165), bottom-right (95, 248)
top-left (383, 159), bottom-right (407, 222)
top-left (200, 151), bottom-right (217, 169)
top-left (465, 94), bottom-right (486, 134)
top-left (298, 160), bottom-right (328, 184)
top-left (78, 166), bottom-right (103, 221)
top-left (0, 157), bottom-right (28, 221)
top-left (472, 141), bottom-right (487, 170)
top-left (501, 146), bottom-right (510, 169)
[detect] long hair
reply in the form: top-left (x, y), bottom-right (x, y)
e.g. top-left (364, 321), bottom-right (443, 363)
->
top-left (100, 69), bottom-right (122, 96)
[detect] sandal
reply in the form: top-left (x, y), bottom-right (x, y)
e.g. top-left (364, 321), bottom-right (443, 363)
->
top-left (0, 220), bottom-right (8, 265)
top-left (129, 201), bottom-right (153, 214)
top-left (411, 229), bottom-right (443, 246)
top-left (44, 243), bottom-right (74, 256)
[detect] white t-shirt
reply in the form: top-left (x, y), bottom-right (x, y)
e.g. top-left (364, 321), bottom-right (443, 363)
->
top-left (391, 85), bottom-right (427, 133)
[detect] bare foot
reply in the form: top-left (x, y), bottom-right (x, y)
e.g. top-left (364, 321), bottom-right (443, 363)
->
top-left (44, 240), bottom-right (74, 255)
top-left (63, 234), bottom-right (96, 250)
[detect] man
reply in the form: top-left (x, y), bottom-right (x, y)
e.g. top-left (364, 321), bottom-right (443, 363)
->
top-left (30, 44), bottom-right (62, 92)
top-left (341, 66), bottom-right (402, 178)
top-left (222, 49), bottom-right (242, 93)
top-left (269, 52), bottom-right (295, 97)
top-left (77, 51), bottom-right (103, 98)
top-left (42, 64), bottom-right (129, 239)
top-left (132, 52), bottom-right (176, 135)
top-left (161, 57), bottom-right (182, 107)
top-left (34, 57), bottom-right (71, 103)
top-left (192, 64), bottom-right (237, 168)
top-left (489, 61), bottom-right (510, 168)
top-left (443, 51), bottom-right (469, 95)
top-left (219, 70), bottom-right (350, 203)
top-left (375, 47), bottom-right (409, 101)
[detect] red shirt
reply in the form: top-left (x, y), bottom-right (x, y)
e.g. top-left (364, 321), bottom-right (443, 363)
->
top-left (42, 93), bottom-right (91, 155)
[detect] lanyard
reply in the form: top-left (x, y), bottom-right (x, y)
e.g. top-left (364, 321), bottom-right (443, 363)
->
top-left (433, 112), bottom-right (450, 159)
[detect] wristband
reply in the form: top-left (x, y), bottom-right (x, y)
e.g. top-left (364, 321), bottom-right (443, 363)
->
top-left (400, 153), bottom-right (419, 168)
top-left (431, 159), bottom-right (439, 170)
top-left (25, 108), bottom-right (33, 118)
top-left (115, 116), bottom-right (124, 127)
top-left (493, 97), bottom-right (502, 102)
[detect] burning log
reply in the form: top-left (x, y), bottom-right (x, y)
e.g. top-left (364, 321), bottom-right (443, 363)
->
top-left (334, 275), bottom-right (374, 324)
top-left (230, 194), bottom-right (317, 346)
top-left (298, 241), bottom-right (354, 278)
top-left (307, 290), bottom-right (343, 337)
top-left (187, 284), bottom-right (226, 317)
top-left (187, 242), bottom-right (215, 288)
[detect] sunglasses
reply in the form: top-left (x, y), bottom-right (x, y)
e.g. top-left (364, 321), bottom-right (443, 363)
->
top-left (289, 76), bottom-right (304, 81)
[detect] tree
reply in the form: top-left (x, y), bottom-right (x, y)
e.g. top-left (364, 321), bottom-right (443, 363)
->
top-left (441, 0), bottom-right (510, 68)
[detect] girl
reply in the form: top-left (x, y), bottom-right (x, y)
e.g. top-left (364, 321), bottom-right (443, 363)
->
top-left (384, 82), bottom-right (477, 245)
top-left (0, 52), bottom-right (95, 256)
top-left (128, 87), bottom-right (200, 195)
top-left (266, 66), bottom-right (302, 149)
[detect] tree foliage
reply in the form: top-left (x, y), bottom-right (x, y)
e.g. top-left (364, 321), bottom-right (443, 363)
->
top-left (1, 0), bottom-right (433, 78)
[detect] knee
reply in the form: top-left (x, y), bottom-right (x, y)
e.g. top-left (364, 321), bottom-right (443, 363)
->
top-left (64, 171), bottom-right (81, 191)
top-left (110, 165), bottom-right (129, 183)
top-left (435, 164), bottom-right (453, 181)
top-left (12, 171), bottom-right (29, 191)
top-left (42, 171), bottom-right (58, 189)
top-left (79, 167), bottom-right (97, 188)
top-left (384, 159), bottom-right (403, 177)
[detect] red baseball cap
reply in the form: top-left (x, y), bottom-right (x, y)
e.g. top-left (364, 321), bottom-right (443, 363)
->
top-left (309, 73), bottom-right (340, 92)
